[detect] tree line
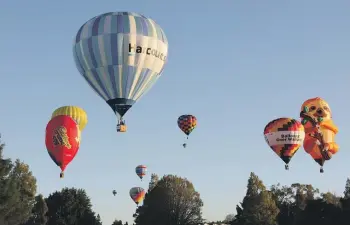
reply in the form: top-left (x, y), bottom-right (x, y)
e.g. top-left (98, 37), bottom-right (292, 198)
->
top-left (1, 134), bottom-right (350, 225)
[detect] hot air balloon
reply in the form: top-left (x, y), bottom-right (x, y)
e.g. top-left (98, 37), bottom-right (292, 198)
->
top-left (264, 118), bottom-right (305, 170)
top-left (178, 115), bottom-right (197, 148)
top-left (129, 187), bottom-right (145, 206)
top-left (45, 115), bottom-right (80, 178)
top-left (52, 106), bottom-right (88, 131)
top-left (135, 165), bottom-right (147, 180)
top-left (73, 12), bottom-right (168, 133)
top-left (300, 97), bottom-right (339, 173)
top-left (112, 190), bottom-right (117, 196)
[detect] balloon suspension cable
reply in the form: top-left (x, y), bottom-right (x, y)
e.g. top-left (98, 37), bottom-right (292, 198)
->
top-left (300, 108), bottom-right (330, 161)
top-left (285, 164), bottom-right (289, 170)
top-left (182, 135), bottom-right (189, 148)
top-left (60, 172), bottom-right (64, 178)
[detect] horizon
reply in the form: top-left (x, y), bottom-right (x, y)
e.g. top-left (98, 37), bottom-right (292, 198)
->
top-left (0, 0), bottom-right (349, 224)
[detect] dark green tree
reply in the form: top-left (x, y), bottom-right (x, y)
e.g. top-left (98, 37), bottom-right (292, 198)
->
top-left (45, 187), bottom-right (101, 225)
top-left (148, 173), bottom-right (159, 191)
top-left (270, 183), bottom-right (294, 225)
top-left (339, 178), bottom-right (350, 224)
top-left (134, 174), bottom-right (203, 225)
top-left (344, 178), bottom-right (350, 199)
top-left (23, 194), bottom-right (48, 225)
top-left (295, 198), bottom-right (342, 225)
top-left (0, 136), bottom-right (37, 225)
top-left (321, 192), bottom-right (340, 206)
top-left (224, 214), bottom-right (235, 223)
top-left (111, 219), bottom-right (123, 225)
top-left (233, 172), bottom-right (279, 225)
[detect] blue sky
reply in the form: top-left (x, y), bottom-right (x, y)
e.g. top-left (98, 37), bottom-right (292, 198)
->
top-left (0, 0), bottom-right (349, 224)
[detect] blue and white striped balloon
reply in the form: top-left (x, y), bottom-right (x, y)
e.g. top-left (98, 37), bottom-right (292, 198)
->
top-left (73, 12), bottom-right (168, 119)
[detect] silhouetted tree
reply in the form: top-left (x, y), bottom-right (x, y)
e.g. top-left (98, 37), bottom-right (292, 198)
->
top-left (134, 174), bottom-right (203, 225)
top-left (344, 178), bottom-right (350, 199)
top-left (224, 213), bottom-right (235, 223)
top-left (45, 187), bottom-right (101, 225)
top-left (148, 173), bottom-right (159, 191)
top-left (111, 219), bottom-right (123, 225)
top-left (233, 172), bottom-right (279, 225)
top-left (0, 136), bottom-right (37, 225)
top-left (23, 194), bottom-right (48, 225)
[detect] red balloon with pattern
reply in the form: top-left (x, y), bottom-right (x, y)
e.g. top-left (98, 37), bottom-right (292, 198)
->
top-left (45, 115), bottom-right (80, 178)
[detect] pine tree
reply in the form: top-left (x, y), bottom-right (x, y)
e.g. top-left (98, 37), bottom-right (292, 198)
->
top-left (344, 178), bottom-right (350, 199)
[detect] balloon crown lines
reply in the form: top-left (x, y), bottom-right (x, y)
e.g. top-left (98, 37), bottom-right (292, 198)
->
top-left (128, 43), bottom-right (167, 61)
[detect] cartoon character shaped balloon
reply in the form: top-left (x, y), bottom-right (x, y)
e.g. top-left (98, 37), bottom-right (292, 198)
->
top-left (264, 118), bottom-right (305, 170)
top-left (135, 165), bottom-right (147, 180)
top-left (45, 115), bottom-right (80, 178)
top-left (178, 115), bottom-right (197, 148)
top-left (73, 12), bottom-right (168, 133)
top-left (300, 97), bottom-right (339, 173)
top-left (129, 187), bottom-right (145, 206)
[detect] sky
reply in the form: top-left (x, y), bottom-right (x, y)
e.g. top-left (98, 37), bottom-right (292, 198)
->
top-left (0, 0), bottom-right (349, 224)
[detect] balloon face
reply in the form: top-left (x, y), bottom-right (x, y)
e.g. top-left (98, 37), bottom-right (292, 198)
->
top-left (73, 12), bottom-right (168, 118)
top-left (300, 97), bottom-right (332, 122)
top-left (178, 115), bottom-right (197, 135)
top-left (135, 165), bottom-right (147, 179)
top-left (45, 115), bottom-right (80, 173)
top-left (264, 118), bottom-right (305, 164)
top-left (52, 106), bottom-right (88, 131)
top-left (129, 187), bottom-right (145, 205)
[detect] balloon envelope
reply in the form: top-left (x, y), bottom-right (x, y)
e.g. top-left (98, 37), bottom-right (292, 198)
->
top-left (135, 165), bottom-right (147, 179)
top-left (52, 106), bottom-right (88, 131)
top-left (129, 187), bottom-right (145, 204)
top-left (300, 97), bottom-right (339, 167)
top-left (178, 115), bottom-right (197, 135)
top-left (45, 115), bottom-right (80, 174)
top-left (73, 12), bottom-right (168, 119)
top-left (264, 118), bottom-right (305, 165)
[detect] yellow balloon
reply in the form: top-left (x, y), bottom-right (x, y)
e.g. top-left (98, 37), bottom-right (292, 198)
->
top-left (52, 106), bottom-right (88, 131)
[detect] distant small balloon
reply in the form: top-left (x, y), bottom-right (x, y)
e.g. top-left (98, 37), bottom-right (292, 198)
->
top-left (135, 165), bottom-right (147, 180)
top-left (177, 115), bottom-right (197, 148)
